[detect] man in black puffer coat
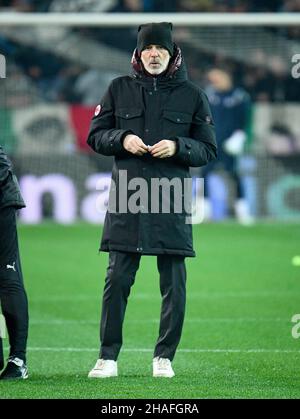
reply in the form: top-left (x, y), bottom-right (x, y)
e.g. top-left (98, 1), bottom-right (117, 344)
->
top-left (87, 22), bottom-right (217, 378)
top-left (0, 146), bottom-right (29, 380)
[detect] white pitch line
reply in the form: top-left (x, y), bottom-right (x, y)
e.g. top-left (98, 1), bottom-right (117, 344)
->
top-left (29, 291), bottom-right (298, 302)
top-left (29, 318), bottom-right (290, 325)
top-left (22, 347), bottom-right (300, 354)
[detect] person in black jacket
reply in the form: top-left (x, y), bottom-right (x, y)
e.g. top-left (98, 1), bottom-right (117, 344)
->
top-left (87, 22), bottom-right (217, 378)
top-left (0, 146), bottom-right (29, 380)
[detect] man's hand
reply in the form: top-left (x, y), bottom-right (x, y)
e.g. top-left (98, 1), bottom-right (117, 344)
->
top-left (123, 134), bottom-right (149, 156)
top-left (149, 140), bottom-right (177, 159)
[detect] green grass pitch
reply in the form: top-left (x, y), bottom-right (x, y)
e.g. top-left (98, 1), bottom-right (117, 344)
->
top-left (0, 222), bottom-right (300, 399)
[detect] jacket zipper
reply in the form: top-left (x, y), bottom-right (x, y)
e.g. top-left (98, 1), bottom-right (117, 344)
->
top-left (153, 77), bottom-right (157, 92)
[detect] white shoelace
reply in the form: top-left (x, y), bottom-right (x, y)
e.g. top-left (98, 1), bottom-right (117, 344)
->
top-left (157, 358), bottom-right (171, 369)
top-left (95, 359), bottom-right (106, 369)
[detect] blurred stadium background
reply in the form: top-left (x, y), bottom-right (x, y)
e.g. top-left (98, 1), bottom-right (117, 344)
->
top-left (0, 1), bottom-right (300, 399)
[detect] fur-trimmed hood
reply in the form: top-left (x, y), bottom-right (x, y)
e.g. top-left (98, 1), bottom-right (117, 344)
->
top-left (130, 44), bottom-right (188, 87)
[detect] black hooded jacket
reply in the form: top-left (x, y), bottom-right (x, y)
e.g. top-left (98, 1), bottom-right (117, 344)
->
top-left (87, 46), bottom-right (217, 256)
top-left (0, 146), bottom-right (25, 210)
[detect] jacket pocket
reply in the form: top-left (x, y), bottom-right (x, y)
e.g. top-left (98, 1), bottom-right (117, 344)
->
top-left (162, 110), bottom-right (192, 138)
top-left (115, 108), bottom-right (143, 132)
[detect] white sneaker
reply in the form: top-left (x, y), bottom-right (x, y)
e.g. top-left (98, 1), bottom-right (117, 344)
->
top-left (88, 359), bottom-right (118, 378)
top-left (234, 199), bottom-right (255, 226)
top-left (153, 357), bottom-right (175, 378)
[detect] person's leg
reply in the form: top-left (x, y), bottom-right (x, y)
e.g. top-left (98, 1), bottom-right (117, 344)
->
top-left (100, 251), bottom-right (141, 361)
top-left (0, 207), bottom-right (29, 363)
top-left (221, 154), bottom-right (246, 202)
top-left (232, 172), bottom-right (244, 200)
top-left (227, 160), bottom-right (254, 225)
top-left (154, 255), bottom-right (187, 361)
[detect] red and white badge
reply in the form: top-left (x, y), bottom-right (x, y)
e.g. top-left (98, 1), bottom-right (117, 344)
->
top-left (94, 104), bottom-right (102, 116)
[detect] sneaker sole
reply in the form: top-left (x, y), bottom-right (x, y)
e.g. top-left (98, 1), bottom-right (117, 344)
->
top-left (88, 372), bottom-right (118, 378)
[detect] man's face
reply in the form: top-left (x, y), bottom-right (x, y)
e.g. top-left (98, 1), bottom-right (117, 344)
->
top-left (141, 45), bottom-right (171, 75)
top-left (207, 69), bottom-right (232, 92)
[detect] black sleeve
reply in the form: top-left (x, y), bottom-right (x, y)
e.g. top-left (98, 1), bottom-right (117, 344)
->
top-left (86, 82), bottom-right (132, 157)
top-left (0, 146), bottom-right (12, 186)
top-left (172, 90), bottom-right (217, 167)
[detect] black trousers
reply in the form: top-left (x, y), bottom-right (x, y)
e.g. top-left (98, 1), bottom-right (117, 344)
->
top-left (0, 207), bottom-right (28, 363)
top-left (100, 251), bottom-right (187, 362)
